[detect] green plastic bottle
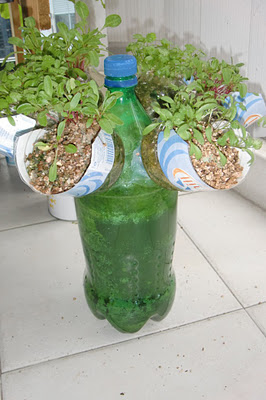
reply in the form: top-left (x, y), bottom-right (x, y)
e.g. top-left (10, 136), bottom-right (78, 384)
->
top-left (75, 55), bottom-right (178, 333)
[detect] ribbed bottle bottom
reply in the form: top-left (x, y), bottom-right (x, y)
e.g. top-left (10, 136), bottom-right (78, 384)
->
top-left (84, 276), bottom-right (176, 333)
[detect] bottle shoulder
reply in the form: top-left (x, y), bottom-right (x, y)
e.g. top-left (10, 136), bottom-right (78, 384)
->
top-left (99, 85), bottom-right (154, 195)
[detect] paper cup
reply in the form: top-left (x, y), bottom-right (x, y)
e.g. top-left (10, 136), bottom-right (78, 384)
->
top-left (225, 92), bottom-right (266, 128)
top-left (15, 128), bottom-right (116, 197)
top-left (142, 129), bottom-right (251, 192)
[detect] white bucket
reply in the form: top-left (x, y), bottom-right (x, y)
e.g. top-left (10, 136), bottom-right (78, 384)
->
top-left (48, 195), bottom-right (77, 221)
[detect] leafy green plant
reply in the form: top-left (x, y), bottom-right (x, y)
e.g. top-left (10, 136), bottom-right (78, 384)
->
top-left (128, 32), bottom-right (248, 95)
top-left (127, 33), bottom-right (204, 79)
top-left (143, 82), bottom-right (262, 165)
top-left (131, 35), bottom-right (264, 165)
top-left (0, 0), bottom-right (122, 182)
top-left (187, 57), bottom-right (248, 98)
top-left (127, 32), bottom-right (253, 137)
top-left (128, 33), bottom-right (178, 78)
top-left (127, 34), bottom-right (207, 116)
top-left (33, 84), bottom-right (123, 182)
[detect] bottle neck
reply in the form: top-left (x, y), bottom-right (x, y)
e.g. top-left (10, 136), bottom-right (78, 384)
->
top-left (106, 85), bottom-right (137, 96)
top-left (104, 74), bottom-right (138, 89)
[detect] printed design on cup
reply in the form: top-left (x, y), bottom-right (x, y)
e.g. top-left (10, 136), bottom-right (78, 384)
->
top-left (49, 196), bottom-right (56, 209)
top-left (66, 130), bottom-right (115, 197)
top-left (172, 168), bottom-right (201, 190)
top-left (224, 92), bottom-right (266, 128)
top-left (244, 114), bottom-right (261, 126)
top-left (157, 130), bottom-right (213, 192)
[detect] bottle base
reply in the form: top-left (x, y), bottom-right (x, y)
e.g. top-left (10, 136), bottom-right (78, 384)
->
top-left (84, 277), bottom-right (176, 333)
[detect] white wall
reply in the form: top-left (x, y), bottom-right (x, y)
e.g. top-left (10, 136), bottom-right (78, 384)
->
top-left (106, 0), bottom-right (266, 137)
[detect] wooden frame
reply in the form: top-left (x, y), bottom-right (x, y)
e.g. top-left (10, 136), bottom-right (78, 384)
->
top-left (20, 0), bottom-right (51, 30)
top-left (8, 0), bottom-right (23, 63)
top-left (8, 0), bottom-right (51, 64)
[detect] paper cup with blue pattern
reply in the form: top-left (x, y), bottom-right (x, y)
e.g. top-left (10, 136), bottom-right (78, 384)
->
top-left (225, 92), bottom-right (266, 130)
top-left (142, 129), bottom-right (250, 192)
top-left (15, 128), bottom-right (117, 197)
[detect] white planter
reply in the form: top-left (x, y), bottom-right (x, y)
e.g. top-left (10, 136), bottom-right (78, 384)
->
top-left (156, 129), bottom-right (251, 192)
top-left (14, 128), bottom-right (116, 197)
top-left (48, 195), bottom-right (77, 221)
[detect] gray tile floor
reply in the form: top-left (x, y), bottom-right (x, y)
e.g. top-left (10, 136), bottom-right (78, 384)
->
top-left (1, 157), bottom-right (266, 400)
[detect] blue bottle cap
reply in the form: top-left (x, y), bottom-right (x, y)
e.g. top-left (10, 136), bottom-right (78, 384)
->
top-left (104, 55), bottom-right (137, 77)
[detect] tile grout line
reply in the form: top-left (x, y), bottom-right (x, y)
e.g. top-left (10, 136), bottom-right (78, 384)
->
top-left (1, 214), bottom-right (265, 379)
top-left (244, 301), bottom-right (266, 310)
top-left (178, 222), bottom-right (266, 340)
top-left (0, 369), bottom-right (3, 400)
top-left (0, 379), bottom-right (3, 400)
top-left (0, 218), bottom-right (71, 233)
top-left (1, 307), bottom-right (243, 376)
top-left (1, 322), bottom-right (4, 399)
top-left (243, 307), bottom-right (266, 340)
top-left (177, 222), bottom-right (246, 308)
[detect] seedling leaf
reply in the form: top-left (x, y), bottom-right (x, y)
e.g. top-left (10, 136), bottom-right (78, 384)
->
top-left (8, 116), bottom-right (15, 126)
top-left (44, 75), bottom-right (53, 97)
top-left (142, 123), bottom-right (160, 136)
top-left (218, 150), bottom-right (227, 166)
top-left (103, 14), bottom-right (121, 28)
top-left (75, 1), bottom-right (89, 20)
top-left (205, 126), bottom-right (212, 143)
top-left (64, 144), bottom-right (77, 153)
top-left (35, 141), bottom-right (52, 151)
top-left (189, 142), bottom-right (202, 160)
top-left (192, 128), bottom-right (204, 145)
top-left (57, 120), bottom-right (66, 140)
top-left (99, 118), bottom-right (113, 134)
top-left (49, 160), bottom-right (57, 182)
top-left (70, 92), bottom-right (81, 110)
